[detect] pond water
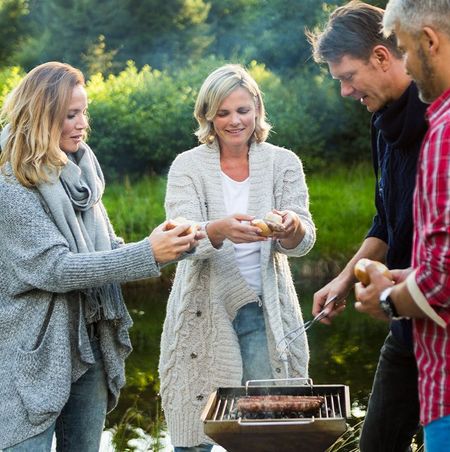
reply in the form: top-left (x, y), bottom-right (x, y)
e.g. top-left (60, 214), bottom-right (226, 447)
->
top-left (104, 274), bottom-right (390, 451)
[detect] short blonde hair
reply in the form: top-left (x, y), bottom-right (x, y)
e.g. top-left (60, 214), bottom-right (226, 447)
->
top-left (0, 61), bottom-right (86, 187)
top-left (194, 64), bottom-right (271, 145)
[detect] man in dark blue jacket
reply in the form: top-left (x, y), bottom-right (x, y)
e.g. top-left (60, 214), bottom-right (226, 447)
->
top-left (307, 2), bottom-right (427, 451)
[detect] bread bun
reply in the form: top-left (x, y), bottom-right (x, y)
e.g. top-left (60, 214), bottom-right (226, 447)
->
top-left (354, 258), bottom-right (392, 286)
top-left (166, 216), bottom-right (199, 236)
top-left (264, 212), bottom-right (285, 232)
top-left (251, 218), bottom-right (273, 237)
top-left (251, 212), bottom-right (285, 236)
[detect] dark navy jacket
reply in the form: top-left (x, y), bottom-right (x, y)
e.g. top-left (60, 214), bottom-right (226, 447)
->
top-left (367, 82), bottom-right (428, 349)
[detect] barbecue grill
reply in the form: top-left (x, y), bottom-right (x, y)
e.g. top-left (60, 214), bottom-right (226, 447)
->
top-left (201, 378), bottom-right (350, 452)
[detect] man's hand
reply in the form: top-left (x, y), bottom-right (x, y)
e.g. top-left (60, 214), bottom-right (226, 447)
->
top-left (354, 263), bottom-right (394, 321)
top-left (312, 276), bottom-right (350, 325)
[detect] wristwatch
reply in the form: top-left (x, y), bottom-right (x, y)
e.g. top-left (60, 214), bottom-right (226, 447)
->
top-left (379, 286), bottom-right (400, 320)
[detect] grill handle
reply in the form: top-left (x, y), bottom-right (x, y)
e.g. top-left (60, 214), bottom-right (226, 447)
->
top-left (237, 416), bottom-right (315, 427)
top-left (245, 377), bottom-right (313, 393)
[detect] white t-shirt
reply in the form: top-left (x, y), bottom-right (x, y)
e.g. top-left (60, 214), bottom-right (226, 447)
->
top-left (221, 171), bottom-right (262, 296)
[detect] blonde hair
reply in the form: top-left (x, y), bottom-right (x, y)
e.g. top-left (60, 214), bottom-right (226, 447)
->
top-left (0, 61), bottom-right (86, 187)
top-left (194, 64), bottom-right (271, 145)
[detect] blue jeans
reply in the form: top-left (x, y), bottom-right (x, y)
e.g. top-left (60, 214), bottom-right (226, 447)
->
top-left (5, 339), bottom-right (108, 452)
top-left (232, 302), bottom-right (273, 384)
top-left (359, 332), bottom-right (420, 452)
top-left (173, 303), bottom-right (271, 451)
top-left (424, 415), bottom-right (450, 451)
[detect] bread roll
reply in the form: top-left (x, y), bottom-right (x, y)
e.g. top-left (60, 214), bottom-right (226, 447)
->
top-left (354, 258), bottom-right (392, 286)
top-left (264, 212), bottom-right (285, 232)
top-left (251, 218), bottom-right (273, 237)
top-left (166, 216), bottom-right (200, 236)
top-left (251, 212), bottom-right (285, 236)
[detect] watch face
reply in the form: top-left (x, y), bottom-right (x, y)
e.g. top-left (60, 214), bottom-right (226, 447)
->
top-left (380, 298), bottom-right (393, 318)
top-left (379, 287), bottom-right (394, 319)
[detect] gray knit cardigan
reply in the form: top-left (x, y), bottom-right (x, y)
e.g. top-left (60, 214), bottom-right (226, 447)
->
top-left (159, 141), bottom-right (316, 447)
top-left (0, 170), bottom-right (160, 449)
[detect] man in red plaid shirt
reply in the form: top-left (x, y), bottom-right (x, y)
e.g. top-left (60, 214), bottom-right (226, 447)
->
top-left (354, 0), bottom-right (450, 450)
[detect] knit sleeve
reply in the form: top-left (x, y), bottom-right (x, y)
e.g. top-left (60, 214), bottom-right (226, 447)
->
top-left (273, 150), bottom-right (316, 257)
top-left (165, 151), bottom-right (223, 259)
top-left (0, 180), bottom-right (160, 296)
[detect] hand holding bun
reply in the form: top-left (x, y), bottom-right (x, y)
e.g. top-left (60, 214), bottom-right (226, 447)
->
top-left (165, 216), bottom-right (200, 236)
top-left (354, 258), bottom-right (392, 286)
top-left (251, 212), bottom-right (285, 237)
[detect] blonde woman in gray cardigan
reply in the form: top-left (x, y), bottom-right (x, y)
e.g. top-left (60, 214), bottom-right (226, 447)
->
top-left (159, 64), bottom-right (316, 450)
top-left (0, 62), bottom-right (201, 452)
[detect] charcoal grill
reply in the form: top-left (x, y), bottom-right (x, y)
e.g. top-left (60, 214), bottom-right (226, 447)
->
top-left (201, 378), bottom-right (350, 452)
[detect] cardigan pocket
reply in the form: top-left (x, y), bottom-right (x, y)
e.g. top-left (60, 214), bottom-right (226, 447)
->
top-left (14, 299), bottom-right (71, 426)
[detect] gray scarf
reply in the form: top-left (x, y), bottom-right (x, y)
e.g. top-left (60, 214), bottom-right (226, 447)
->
top-left (37, 142), bottom-right (125, 323)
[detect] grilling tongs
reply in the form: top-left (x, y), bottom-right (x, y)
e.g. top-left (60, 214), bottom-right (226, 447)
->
top-left (277, 295), bottom-right (343, 359)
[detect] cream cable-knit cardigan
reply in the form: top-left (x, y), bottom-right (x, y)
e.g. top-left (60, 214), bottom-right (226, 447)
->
top-left (159, 141), bottom-right (316, 446)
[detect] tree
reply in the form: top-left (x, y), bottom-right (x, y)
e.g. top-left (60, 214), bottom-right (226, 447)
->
top-left (81, 34), bottom-right (119, 77)
top-left (0, 0), bottom-right (29, 65)
top-left (20, 0), bottom-right (211, 71)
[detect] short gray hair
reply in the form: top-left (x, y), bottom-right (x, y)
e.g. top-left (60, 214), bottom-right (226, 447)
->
top-left (383, 0), bottom-right (450, 36)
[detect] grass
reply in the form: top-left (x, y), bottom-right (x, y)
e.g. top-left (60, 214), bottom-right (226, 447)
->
top-left (307, 163), bottom-right (375, 263)
top-left (103, 174), bottom-right (167, 243)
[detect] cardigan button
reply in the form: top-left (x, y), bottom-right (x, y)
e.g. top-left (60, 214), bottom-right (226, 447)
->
top-left (196, 394), bottom-right (204, 401)
top-left (191, 352), bottom-right (198, 359)
top-left (275, 367), bottom-right (281, 373)
top-left (196, 310), bottom-right (202, 317)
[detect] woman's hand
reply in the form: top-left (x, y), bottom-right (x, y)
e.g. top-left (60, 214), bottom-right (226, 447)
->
top-left (206, 214), bottom-right (268, 248)
top-left (272, 209), bottom-right (305, 249)
top-left (148, 222), bottom-right (204, 264)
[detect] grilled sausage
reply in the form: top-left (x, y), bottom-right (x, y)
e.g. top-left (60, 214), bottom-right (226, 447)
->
top-left (236, 395), bottom-right (324, 413)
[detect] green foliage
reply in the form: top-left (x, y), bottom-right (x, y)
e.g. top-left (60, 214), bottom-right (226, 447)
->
top-left (86, 57), bottom-right (228, 178)
top-left (83, 58), bottom-right (368, 179)
top-left (0, 1), bottom-right (374, 175)
top-left (0, 57), bottom-right (370, 178)
top-left (0, 65), bottom-right (23, 111)
top-left (307, 163), bottom-right (375, 263)
top-left (253, 62), bottom-right (371, 171)
top-left (19, 0), bottom-right (212, 72)
top-left (251, 0), bottom-right (341, 72)
top-left (81, 34), bottom-right (120, 78)
top-left (0, 0), bottom-right (29, 65)
top-left (102, 174), bottom-right (167, 242)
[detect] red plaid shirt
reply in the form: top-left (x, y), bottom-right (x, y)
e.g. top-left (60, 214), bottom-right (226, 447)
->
top-left (412, 87), bottom-right (450, 426)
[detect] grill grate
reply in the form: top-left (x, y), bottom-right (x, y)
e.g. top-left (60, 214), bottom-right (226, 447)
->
top-left (202, 381), bottom-right (350, 452)
top-left (212, 393), bottom-right (343, 421)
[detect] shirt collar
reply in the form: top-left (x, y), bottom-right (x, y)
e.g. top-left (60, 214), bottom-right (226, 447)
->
top-left (426, 87), bottom-right (450, 124)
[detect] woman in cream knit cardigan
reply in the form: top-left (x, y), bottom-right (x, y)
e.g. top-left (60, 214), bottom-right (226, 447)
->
top-left (159, 64), bottom-right (316, 450)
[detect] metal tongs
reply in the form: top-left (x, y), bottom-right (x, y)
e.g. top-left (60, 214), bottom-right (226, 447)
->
top-left (277, 295), bottom-right (342, 360)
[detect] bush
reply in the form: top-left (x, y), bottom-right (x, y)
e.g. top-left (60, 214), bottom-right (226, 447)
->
top-left (1, 59), bottom-right (370, 177)
top-left (0, 66), bottom-right (23, 112)
top-left (86, 58), bottom-right (226, 178)
top-left (260, 66), bottom-right (371, 171)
